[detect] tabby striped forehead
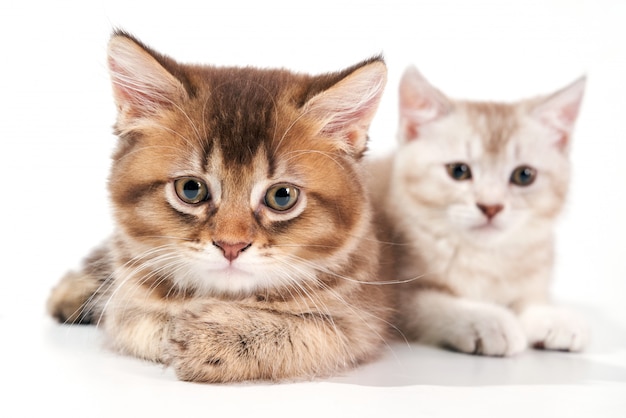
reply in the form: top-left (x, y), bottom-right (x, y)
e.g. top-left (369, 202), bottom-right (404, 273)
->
top-left (199, 75), bottom-right (282, 169)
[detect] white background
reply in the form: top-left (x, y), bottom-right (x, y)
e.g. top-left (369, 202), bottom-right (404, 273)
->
top-left (1, 1), bottom-right (625, 417)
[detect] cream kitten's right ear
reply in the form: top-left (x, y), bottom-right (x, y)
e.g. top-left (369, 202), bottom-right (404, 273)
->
top-left (531, 76), bottom-right (586, 151)
top-left (398, 66), bottom-right (452, 141)
top-left (107, 31), bottom-right (188, 121)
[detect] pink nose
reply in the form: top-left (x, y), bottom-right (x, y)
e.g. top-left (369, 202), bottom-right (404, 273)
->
top-left (477, 203), bottom-right (504, 220)
top-left (213, 241), bottom-right (252, 262)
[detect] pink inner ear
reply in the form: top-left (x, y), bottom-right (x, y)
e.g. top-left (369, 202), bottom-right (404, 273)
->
top-left (108, 58), bottom-right (136, 106)
top-left (319, 99), bottom-right (378, 144)
top-left (398, 70), bottom-right (450, 141)
top-left (534, 76), bottom-right (585, 150)
top-left (559, 101), bottom-right (581, 126)
top-left (404, 122), bottom-right (420, 140)
top-left (109, 57), bottom-right (170, 113)
top-left (399, 96), bottom-right (443, 141)
top-left (310, 63), bottom-right (386, 153)
top-left (556, 133), bottom-right (569, 150)
top-left (537, 100), bottom-right (582, 150)
top-left (555, 105), bottom-right (579, 150)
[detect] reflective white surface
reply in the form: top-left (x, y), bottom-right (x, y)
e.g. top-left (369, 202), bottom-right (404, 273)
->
top-left (4, 304), bottom-right (625, 417)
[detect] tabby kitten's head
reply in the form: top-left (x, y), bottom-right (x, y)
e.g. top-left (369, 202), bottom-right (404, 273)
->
top-left (392, 66), bottom-right (584, 245)
top-left (106, 31), bottom-right (386, 296)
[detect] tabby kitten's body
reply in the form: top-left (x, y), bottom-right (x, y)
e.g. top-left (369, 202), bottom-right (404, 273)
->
top-left (370, 67), bottom-right (589, 356)
top-left (47, 32), bottom-right (392, 382)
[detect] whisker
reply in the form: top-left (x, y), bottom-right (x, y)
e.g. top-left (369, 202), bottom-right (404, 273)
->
top-left (92, 244), bottom-right (186, 326)
top-left (281, 253), bottom-right (424, 286)
top-left (281, 149), bottom-right (346, 172)
top-left (271, 255), bottom-right (408, 359)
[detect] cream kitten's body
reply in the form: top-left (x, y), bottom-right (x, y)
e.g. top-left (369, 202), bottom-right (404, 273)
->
top-left (370, 67), bottom-right (589, 356)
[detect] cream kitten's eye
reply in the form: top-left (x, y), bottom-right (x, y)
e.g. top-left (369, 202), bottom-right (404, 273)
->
top-left (510, 166), bottom-right (537, 186)
top-left (446, 163), bottom-right (472, 181)
top-left (174, 177), bottom-right (211, 204)
top-left (264, 184), bottom-right (299, 211)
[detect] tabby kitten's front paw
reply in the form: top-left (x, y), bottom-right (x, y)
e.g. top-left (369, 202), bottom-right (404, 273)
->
top-left (165, 309), bottom-right (239, 383)
top-left (444, 303), bottom-right (527, 357)
top-left (519, 305), bottom-right (589, 352)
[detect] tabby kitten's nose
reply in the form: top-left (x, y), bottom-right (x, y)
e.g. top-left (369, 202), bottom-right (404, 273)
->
top-left (477, 203), bottom-right (504, 220)
top-left (213, 241), bottom-right (252, 262)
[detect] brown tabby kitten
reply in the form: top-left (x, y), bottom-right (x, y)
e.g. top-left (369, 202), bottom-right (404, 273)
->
top-left (46, 31), bottom-right (392, 383)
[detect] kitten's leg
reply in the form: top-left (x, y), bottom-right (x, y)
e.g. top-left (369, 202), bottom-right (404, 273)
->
top-left (401, 290), bottom-right (527, 356)
top-left (47, 242), bottom-right (112, 324)
top-left (519, 305), bottom-right (589, 352)
top-left (164, 301), bottom-right (385, 382)
top-left (104, 307), bottom-right (172, 362)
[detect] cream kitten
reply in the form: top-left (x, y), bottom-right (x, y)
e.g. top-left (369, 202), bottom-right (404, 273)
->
top-left (370, 66), bottom-right (589, 356)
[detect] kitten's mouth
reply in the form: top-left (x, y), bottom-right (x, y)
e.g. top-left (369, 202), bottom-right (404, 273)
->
top-left (218, 263), bottom-right (255, 276)
top-left (471, 221), bottom-right (501, 232)
top-left (197, 260), bottom-right (255, 277)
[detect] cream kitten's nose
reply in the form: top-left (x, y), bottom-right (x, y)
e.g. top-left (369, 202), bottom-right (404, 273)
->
top-left (213, 241), bottom-right (252, 262)
top-left (477, 203), bottom-right (504, 220)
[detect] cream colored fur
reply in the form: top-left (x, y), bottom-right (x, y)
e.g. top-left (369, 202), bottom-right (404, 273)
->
top-left (369, 66), bottom-right (589, 356)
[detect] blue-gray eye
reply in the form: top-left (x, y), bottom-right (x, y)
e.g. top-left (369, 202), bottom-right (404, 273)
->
top-left (510, 166), bottom-right (537, 186)
top-left (265, 184), bottom-right (299, 211)
top-left (446, 162), bottom-right (472, 181)
top-left (174, 178), bottom-right (210, 204)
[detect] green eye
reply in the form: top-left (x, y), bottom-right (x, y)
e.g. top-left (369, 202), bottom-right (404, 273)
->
top-left (446, 162), bottom-right (472, 181)
top-left (264, 184), bottom-right (299, 211)
top-left (510, 166), bottom-right (537, 186)
top-left (174, 177), bottom-right (210, 204)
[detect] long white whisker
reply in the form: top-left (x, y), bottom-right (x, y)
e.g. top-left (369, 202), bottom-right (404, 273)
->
top-left (94, 244), bottom-right (184, 326)
top-left (281, 253), bottom-right (424, 286)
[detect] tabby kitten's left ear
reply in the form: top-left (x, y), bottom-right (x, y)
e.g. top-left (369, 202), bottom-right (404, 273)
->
top-left (303, 58), bottom-right (387, 156)
top-left (532, 76), bottom-right (586, 151)
top-left (107, 30), bottom-right (189, 127)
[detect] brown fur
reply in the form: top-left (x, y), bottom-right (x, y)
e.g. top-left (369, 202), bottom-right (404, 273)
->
top-left (47, 31), bottom-right (392, 382)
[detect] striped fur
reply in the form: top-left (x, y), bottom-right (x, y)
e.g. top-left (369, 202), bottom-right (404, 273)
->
top-left (47, 31), bottom-right (392, 382)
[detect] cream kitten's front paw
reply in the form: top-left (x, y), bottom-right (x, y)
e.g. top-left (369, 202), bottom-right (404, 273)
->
top-left (444, 302), bottom-right (527, 357)
top-left (519, 305), bottom-right (589, 352)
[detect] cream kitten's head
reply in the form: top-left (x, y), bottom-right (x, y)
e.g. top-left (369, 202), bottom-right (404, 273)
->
top-left (392, 66), bottom-right (585, 246)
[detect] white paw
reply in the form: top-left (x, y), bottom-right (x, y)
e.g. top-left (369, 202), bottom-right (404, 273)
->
top-left (445, 302), bottom-right (527, 357)
top-left (519, 305), bottom-right (589, 352)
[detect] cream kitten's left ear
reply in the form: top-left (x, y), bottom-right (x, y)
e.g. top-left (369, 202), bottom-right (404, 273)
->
top-left (107, 31), bottom-right (188, 121)
top-left (532, 76), bottom-right (586, 150)
top-left (398, 66), bottom-right (452, 142)
top-left (303, 58), bottom-right (387, 156)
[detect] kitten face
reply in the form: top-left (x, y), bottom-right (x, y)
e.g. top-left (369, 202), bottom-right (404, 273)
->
top-left (107, 32), bottom-right (386, 297)
top-left (393, 67), bottom-right (584, 246)
top-left (112, 112), bottom-right (365, 296)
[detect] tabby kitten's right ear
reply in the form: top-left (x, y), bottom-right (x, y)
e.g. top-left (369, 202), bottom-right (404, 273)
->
top-left (398, 65), bottom-right (452, 142)
top-left (303, 58), bottom-right (387, 156)
top-left (107, 31), bottom-right (188, 125)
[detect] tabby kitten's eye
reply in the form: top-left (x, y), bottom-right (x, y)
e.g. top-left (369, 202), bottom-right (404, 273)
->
top-left (174, 177), bottom-right (210, 204)
top-left (510, 166), bottom-right (537, 186)
top-left (264, 184), bottom-right (300, 212)
top-left (446, 162), bottom-right (472, 181)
